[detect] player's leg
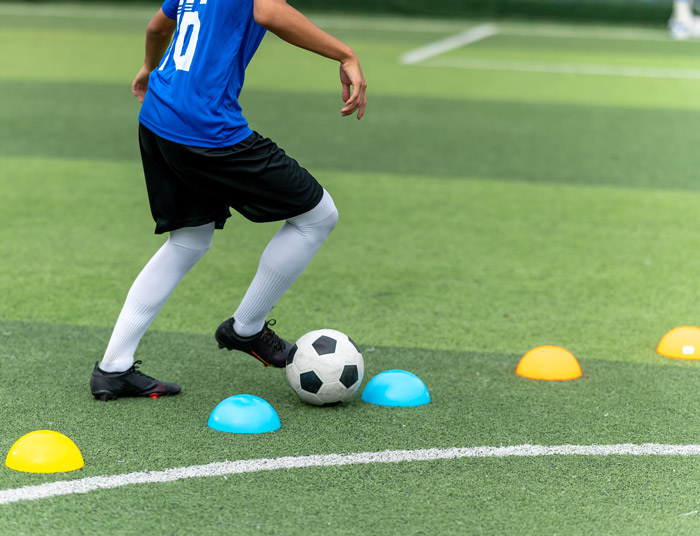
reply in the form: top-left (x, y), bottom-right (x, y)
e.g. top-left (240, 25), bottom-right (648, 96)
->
top-left (90, 125), bottom-right (231, 401)
top-left (233, 189), bottom-right (338, 337)
top-left (153, 130), bottom-right (334, 368)
top-left (99, 223), bottom-right (215, 373)
top-left (215, 190), bottom-right (338, 367)
top-left (91, 223), bottom-right (215, 400)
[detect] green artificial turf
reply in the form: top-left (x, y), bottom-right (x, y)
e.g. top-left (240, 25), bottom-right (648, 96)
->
top-left (5, 5), bottom-right (700, 534)
top-left (4, 320), bottom-right (700, 534)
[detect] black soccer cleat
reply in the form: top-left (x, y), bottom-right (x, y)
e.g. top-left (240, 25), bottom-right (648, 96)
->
top-left (90, 361), bottom-right (181, 401)
top-left (215, 318), bottom-right (292, 368)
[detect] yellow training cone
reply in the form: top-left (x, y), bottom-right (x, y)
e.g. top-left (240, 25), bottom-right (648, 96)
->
top-left (657, 326), bottom-right (700, 360)
top-left (5, 430), bottom-right (84, 473)
top-left (516, 345), bottom-right (582, 381)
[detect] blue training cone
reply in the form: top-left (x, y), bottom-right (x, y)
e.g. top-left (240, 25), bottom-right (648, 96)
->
top-left (208, 394), bottom-right (281, 434)
top-left (361, 370), bottom-right (430, 407)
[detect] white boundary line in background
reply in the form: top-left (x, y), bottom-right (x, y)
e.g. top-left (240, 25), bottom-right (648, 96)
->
top-left (4, 443), bottom-right (700, 505)
top-left (0, 3), bottom-right (675, 42)
top-left (0, 3), bottom-right (467, 33)
top-left (423, 57), bottom-right (700, 80)
top-left (400, 24), bottom-right (498, 64)
top-left (397, 21), bottom-right (682, 67)
top-left (399, 23), bottom-right (700, 79)
top-left (501, 25), bottom-right (671, 42)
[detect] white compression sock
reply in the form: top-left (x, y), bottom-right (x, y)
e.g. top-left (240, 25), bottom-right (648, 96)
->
top-left (674, 0), bottom-right (693, 20)
top-left (99, 223), bottom-right (215, 372)
top-left (233, 190), bottom-right (338, 337)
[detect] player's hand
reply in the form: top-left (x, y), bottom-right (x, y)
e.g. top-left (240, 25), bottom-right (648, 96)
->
top-left (339, 57), bottom-right (366, 119)
top-left (132, 66), bottom-right (152, 103)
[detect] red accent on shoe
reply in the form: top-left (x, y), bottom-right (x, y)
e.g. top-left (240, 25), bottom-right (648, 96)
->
top-left (149, 393), bottom-right (159, 399)
top-left (251, 351), bottom-right (270, 367)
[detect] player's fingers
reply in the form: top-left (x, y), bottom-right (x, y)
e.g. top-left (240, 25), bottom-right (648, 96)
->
top-left (342, 81), bottom-right (351, 104)
top-left (341, 80), bottom-right (366, 118)
top-left (341, 89), bottom-right (357, 110)
top-left (338, 60), bottom-right (367, 118)
top-left (132, 67), bottom-right (151, 103)
top-left (132, 83), bottom-right (146, 103)
top-left (341, 98), bottom-right (358, 116)
top-left (356, 90), bottom-right (367, 120)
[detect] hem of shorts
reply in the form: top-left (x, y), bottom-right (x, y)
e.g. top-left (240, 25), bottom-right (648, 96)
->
top-left (241, 187), bottom-right (326, 224)
top-left (154, 214), bottom-right (230, 234)
top-left (138, 118), bottom-right (254, 148)
top-left (291, 187), bottom-right (326, 220)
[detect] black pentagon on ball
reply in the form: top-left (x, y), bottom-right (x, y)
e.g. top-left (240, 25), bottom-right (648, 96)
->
top-left (340, 365), bottom-right (359, 388)
top-left (286, 344), bottom-right (298, 366)
top-left (300, 371), bottom-right (323, 394)
top-left (312, 335), bottom-right (337, 356)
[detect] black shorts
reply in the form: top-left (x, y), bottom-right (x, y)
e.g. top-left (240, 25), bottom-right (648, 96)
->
top-left (138, 124), bottom-right (324, 234)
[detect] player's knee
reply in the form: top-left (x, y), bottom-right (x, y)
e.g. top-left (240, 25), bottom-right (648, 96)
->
top-left (305, 204), bottom-right (338, 241)
top-left (307, 209), bottom-right (337, 251)
top-left (320, 205), bottom-right (338, 237)
top-left (285, 190), bottom-right (338, 250)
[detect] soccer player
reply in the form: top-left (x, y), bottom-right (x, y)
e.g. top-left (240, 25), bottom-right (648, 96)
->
top-left (89, 0), bottom-right (367, 401)
top-left (669, 0), bottom-right (700, 39)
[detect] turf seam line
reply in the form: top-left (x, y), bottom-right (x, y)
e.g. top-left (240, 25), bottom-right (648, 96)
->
top-left (4, 443), bottom-right (700, 505)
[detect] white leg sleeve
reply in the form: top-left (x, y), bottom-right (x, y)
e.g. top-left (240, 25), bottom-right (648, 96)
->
top-left (100, 222), bottom-right (215, 372)
top-left (233, 190), bottom-right (338, 337)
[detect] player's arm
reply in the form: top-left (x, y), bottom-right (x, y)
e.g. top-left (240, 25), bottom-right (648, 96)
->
top-left (132, 9), bottom-right (177, 103)
top-left (253, 0), bottom-right (367, 119)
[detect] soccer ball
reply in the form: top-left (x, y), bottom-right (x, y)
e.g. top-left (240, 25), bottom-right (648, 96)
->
top-left (286, 329), bottom-right (364, 406)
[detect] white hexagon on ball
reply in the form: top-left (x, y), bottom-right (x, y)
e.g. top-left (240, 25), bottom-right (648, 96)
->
top-left (286, 329), bottom-right (364, 406)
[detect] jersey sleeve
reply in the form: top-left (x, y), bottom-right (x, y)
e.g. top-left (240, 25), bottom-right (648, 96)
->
top-left (161, 0), bottom-right (179, 20)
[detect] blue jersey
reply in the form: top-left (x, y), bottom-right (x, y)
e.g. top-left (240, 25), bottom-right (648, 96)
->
top-left (139, 0), bottom-right (266, 147)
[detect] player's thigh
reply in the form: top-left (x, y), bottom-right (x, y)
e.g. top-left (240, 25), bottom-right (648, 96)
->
top-left (139, 125), bottom-right (231, 233)
top-left (160, 132), bottom-right (324, 223)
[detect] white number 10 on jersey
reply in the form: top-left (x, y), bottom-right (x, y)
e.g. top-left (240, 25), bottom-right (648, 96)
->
top-left (159, 1), bottom-right (204, 73)
top-left (173, 11), bottom-right (200, 72)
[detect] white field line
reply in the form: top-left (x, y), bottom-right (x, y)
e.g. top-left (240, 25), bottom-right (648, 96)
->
top-left (400, 24), bottom-right (498, 64)
top-left (0, 3), bottom-right (673, 42)
top-left (499, 25), bottom-right (671, 42)
top-left (0, 3), bottom-right (444, 30)
top-left (399, 23), bottom-right (674, 68)
top-left (423, 57), bottom-right (700, 80)
top-left (0, 4), bottom-right (464, 33)
top-left (0, 3), bottom-right (479, 36)
top-left (4, 443), bottom-right (700, 505)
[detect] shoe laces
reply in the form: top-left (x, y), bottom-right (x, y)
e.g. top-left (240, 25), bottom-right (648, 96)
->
top-left (130, 360), bottom-right (157, 381)
top-left (260, 320), bottom-right (286, 352)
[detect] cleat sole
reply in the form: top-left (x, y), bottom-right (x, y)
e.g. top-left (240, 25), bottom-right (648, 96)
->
top-left (216, 335), bottom-right (232, 351)
top-left (94, 392), bottom-right (117, 402)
